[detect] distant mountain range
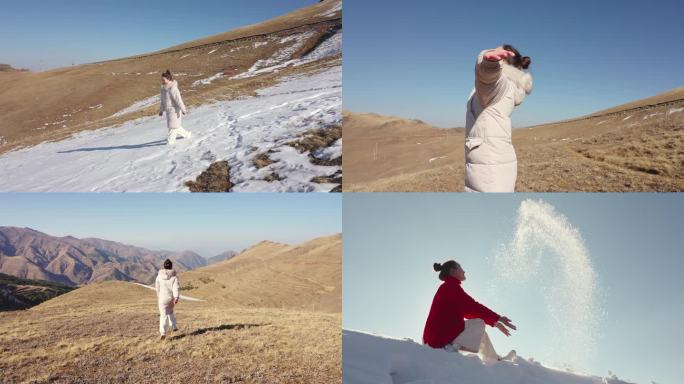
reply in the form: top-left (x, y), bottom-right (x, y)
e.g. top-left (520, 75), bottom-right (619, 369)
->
top-left (0, 226), bottom-right (234, 286)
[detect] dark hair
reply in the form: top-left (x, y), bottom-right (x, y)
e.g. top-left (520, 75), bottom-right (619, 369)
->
top-left (163, 259), bottom-right (173, 270)
top-left (161, 69), bottom-right (173, 81)
top-left (502, 44), bottom-right (531, 70)
top-left (433, 260), bottom-right (460, 281)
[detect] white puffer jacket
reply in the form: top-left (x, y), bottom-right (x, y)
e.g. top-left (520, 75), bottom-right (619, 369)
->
top-left (464, 48), bottom-right (533, 192)
top-left (159, 80), bottom-right (187, 130)
top-left (155, 269), bottom-right (179, 305)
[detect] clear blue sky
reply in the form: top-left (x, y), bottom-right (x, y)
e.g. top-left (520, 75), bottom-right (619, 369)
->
top-left (0, 193), bottom-right (341, 257)
top-left (343, 193), bottom-right (683, 384)
top-left (0, 0), bottom-right (317, 71)
top-left (343, 0), bottom-right (684, 127)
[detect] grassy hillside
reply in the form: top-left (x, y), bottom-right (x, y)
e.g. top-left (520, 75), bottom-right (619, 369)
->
top-left (344, 87), bottom-right (684, 192)
top-left (181, 234), bottom-right (342, 313)
top-left (0, 281), bottom-right (340, 383)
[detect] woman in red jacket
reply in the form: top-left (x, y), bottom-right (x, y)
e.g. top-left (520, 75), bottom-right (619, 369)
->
top-left (423, 260), bottom-right (517, 362)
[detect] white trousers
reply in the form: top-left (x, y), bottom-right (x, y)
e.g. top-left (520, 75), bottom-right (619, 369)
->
top-left (159, 300), bottom-right (177, 335)
top-left (167, 126), bottom-right (191, 145)
top-left (450, 318), bottom-right (499, 362)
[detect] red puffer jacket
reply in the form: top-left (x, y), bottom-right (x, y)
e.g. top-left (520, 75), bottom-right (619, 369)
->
top-left (423, 276), bottom-right (500, 348)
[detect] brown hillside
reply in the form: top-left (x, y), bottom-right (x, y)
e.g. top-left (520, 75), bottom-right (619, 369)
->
top-left (344, 87), bottom-right (684, 192)
top-left (0, 281), bottom-right (341, 383)
top-left (181, 234), bottom-right (342, 313)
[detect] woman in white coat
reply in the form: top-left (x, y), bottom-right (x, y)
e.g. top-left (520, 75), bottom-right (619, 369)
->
top-left (155, 259), bottom-right (180, 339)
top-left (159, 70), bottom-right (192, 145)
top-left (464, 45), bottom-right (533, 192)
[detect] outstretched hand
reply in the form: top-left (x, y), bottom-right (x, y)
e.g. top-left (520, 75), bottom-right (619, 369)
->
top-left (483, 48), bottom-right (515, 62)
top-left (495, 316), bottom-right (516, 336)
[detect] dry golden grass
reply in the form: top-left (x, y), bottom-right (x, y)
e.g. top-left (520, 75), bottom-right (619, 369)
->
top-left (0, 281), bottom-right (340, 383)
top-left (0, 0), bottom-right (341, 156)
top-left (344, 93), bottom-right (684, 191)
top-left (343, 112), bottom-right (463, 191)
top-left (182, 234), bottom-right (342, 313)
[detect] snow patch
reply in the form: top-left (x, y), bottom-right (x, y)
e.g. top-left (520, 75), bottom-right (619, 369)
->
top-left (319, 0), bottom-right (342, 17)
top-left (132, 283), bottom-right (204, 302)
top-left (179, 54), bottom-right (192, 59)
top-left (668, 107), bottom-right (683, 115)
top-left (207, 48), bottom-right (218, 55)
top-left (231, 30), bottom-right (341, 80)
top-left (192, 72), bottom-right (224, 87)
top-left (428, 155), bottom-right (447, 163)
top-left (0, 66), bottom-right (342, 192)
top-left (0, 136), bottom-right (6, 145)
top-left (108, 95), bottom-right (160, 118)
top-left (622, 115), bottom-right (632, 121)
top-left (642, 112), bottom-right (662, 120)
top-left (343, 330), bottom-right (636, 384)
top-left (254, 41), bottom-right (268, 48)
top-left (296, 30), bottom-right (342, 63)
top-left (232, 32), bottom-right (315, 80)
top-left (88, 104), bottom-right (103, 110)
top-left (313, 138), bottom-right (341, 161)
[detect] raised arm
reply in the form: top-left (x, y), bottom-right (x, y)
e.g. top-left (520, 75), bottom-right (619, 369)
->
top-left (474, 47), bottom-right (515, 106)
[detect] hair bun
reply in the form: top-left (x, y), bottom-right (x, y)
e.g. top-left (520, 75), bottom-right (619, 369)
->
top-left (433, 263), bottom-right (442, 272)
top-left (521, 56), bottom-right (531, 69)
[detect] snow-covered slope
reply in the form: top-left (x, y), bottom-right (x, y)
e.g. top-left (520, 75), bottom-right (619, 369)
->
top-left (343, 330), bottom-right (637, 384)
top-left (0, 65), bottom-right (341, 192)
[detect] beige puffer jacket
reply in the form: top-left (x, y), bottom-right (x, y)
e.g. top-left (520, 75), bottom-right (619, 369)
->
top-left (160, 80), bottom-right (187, 129)
top-left (155, 269), bottom-right (179, 305)
top-left (464, 48), bottom-right (533, 192)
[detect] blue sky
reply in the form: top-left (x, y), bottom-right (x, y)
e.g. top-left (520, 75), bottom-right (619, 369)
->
top-left (343, 193), bottom-right (683, 384)
top-left (0, 0), bottom-right (317, 71)
top-left (0, 193), bottom-right (341, 257)
top-left (343, 0), bottom-right (684, 127)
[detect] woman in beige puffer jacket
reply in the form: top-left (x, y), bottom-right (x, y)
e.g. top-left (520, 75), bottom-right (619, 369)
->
top-left (464, 45), bottom-right (533, 192)
top-left (155, 259), bottom-right (180, 339)
top-left (159, 70), bottom-right (192, 145)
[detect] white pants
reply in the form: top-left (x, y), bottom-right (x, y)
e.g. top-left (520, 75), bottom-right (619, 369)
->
top-left (159, 300), bottom-right (177, 335)
top-left (450, 318), bottom-right (499, 362)
top-left (167, 126), bottom-right (191, 145)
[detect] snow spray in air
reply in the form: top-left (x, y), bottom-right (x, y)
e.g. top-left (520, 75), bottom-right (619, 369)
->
top-left (492, 199), bottom-right (603, 370)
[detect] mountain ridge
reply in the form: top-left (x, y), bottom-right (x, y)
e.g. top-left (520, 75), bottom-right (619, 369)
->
top-left (0, 226), bottom-right (232, 286)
